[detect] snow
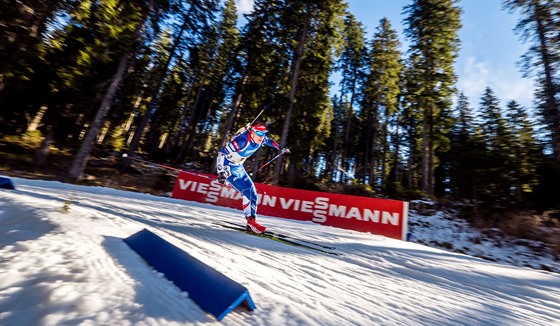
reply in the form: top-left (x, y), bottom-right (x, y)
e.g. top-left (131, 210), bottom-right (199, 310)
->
top-left (1, 176), bottom-right (559, 326)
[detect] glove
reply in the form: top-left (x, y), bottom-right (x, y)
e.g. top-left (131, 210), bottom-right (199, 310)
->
top-left (279, 146), bottom-right (290, 154)
top-left (216, 166), bottom-right (231, 185)
top-left (217, 172), bottom-right (227, 185)
top-left (217, 168), bottom-right (231, 185)
top-left (216, 153), bottom-right (230, 185)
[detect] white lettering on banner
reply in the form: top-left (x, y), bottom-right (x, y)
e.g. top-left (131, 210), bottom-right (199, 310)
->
top-left (383, 212), bottom-right (399, 225)
top-left (280, 198), bottom-right (295, 210)
top-left (220, 187), bottom-right (239, 199)
top-left (197, 183), bottom-right (208, 194)
top-left (313, 197), bottom-right (329, 222)
top-left (301, 200), bottom-right (313, 213)
top-left (324, 205), bottom-right (398, 225)
top-left (179, 179), bottom-right (194, 191)
top-left (206, 181), bottom-right (222, 203)
top-left (347, 207), bottom-right (361, 220)
top-left (363, 209), bottom-right (380, 222)
top-left (262, 194), bottom-right (276, 207)
top-left (329, 205), bottom-right (346, 218)
top-left (209, 181), bottom-right (221, 193)
top-left (177, 178), bottom-right (401, 226)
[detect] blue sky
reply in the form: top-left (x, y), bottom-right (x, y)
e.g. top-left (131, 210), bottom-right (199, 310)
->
top-left (236, 0), bottom-right (534, 110)
top-left (345, 0), bottom-right (534, 109)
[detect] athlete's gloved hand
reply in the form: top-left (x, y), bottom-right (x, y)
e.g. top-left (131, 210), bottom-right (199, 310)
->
top-left (279, 146), bottom-right (290, 154)
top-left (217, 172), bottom-right (227, 185)
top-left (216, 153), bottom-right (231, 185)
top-left (217, 167), bottom-right (230, 185)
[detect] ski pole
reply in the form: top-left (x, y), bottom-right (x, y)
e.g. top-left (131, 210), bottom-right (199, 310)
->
top-left (122, 154), bottom-right (182, 172)
top-left (249, 107), bottom-right (265, 126)
top-left (121, 154), bottom-right (218, 181)
top-left (234, 107), bottom-right (267, 137)
top-left (249, 153), bottom-right (283, 176)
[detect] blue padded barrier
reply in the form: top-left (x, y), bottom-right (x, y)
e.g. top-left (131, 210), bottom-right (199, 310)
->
top-left (123, 228), bottom-right (256, 321)
top-left (0, 177), bottom-right (15, 190)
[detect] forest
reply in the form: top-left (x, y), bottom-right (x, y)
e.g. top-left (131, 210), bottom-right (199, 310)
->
top-left (1, 0), bottom-right (558, 218)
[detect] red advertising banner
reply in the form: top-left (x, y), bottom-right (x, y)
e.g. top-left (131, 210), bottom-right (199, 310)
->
top-left (172, 171), bottom-right (409, 240)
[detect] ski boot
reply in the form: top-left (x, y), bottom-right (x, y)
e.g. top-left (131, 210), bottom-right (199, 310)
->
top-left (246, 216), bottom-right (266, 234)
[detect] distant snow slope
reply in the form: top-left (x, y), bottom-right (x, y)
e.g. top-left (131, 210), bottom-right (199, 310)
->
top-left (408, 200), bottom-right (560, 273)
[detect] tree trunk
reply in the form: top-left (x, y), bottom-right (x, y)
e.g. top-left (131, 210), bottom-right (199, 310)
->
top-left (363, 111), bottom-right (372, 184)
top-left (535, 9), bottom-right (560, 161)
top-left (125, 10), bottom-right (191, 166)
top-left (27, 104), bottom-right (48, 132)
top-left (273, 14), bottom-right (310, 183)
top-left (421, 110), bottom-right (429, 194)
top-left (36, 125), bottom-right (54, 165)
top-left (166, 71), bottom-right (200, 151)
top-left (428, 128), bottom-right (435, 195)
top-left (342, 69), bottom-right (359, 182)
top-left (68, 0), bottom-right (153, 180)
top-left (330, 90), bottom-right (345, 181)
top-left (176, 65), bottom-right (213, 162)
top-left (217, 75), bottom-right (248, 151)
top-left (369, 107), bottom-right (380, 187)
top-left (68, 52), bottom-right (132, 179)
top-left (393, 118), bottom-right (401, 183)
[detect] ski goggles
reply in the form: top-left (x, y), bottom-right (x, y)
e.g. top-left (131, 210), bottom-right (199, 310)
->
top-left (251, 125), bottom-right (267, 136)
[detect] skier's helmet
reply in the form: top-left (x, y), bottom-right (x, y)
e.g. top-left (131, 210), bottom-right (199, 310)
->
top-left (251, 122), bottom-right (268, 137)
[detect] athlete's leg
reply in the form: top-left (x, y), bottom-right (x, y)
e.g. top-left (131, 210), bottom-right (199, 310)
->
top-left (227, 165), bottom-right (258, 217)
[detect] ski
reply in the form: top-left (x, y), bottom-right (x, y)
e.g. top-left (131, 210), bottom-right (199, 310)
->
top-left (219, 220), bottom-right (336, 249)
top-left (215, 222), bottom-right (340, 256)
top-left (265, 229), bottom-right (336, 250)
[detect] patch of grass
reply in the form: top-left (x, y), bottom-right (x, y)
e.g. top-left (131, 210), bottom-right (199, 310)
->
top-left (0, 135), bottom-right (176, 196)
top-left (464, 206), bottom-right (560, 260)
top-left (62, 191), bottom-right (76, 213)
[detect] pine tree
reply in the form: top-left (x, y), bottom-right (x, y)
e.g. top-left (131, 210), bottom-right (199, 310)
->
top-left (400, 54), bottom-right (424, 192)
top-left (403, 0), bottom-right (462, 195)
top-left (476, 87), bottom-right (512, 205)
top-left (176, 0), bottom-right (241, 161)
top-left (447, 93), bottom-right (478, 200)
top-left (69, 0), bottom-right (162, 179)
top-left (240, 0), bottom-right (346, 185)
top-left (503, 0), bottom-right (559, 161)
top-left (360, 17), bottom-right (403, 189)
top-left (336, 13), bottom-right (367, 184)
top-left (274, 1), bottom-right (346, 184)
top-left (0, 0), bottom-right (76, 91)
top-left (124, 0), bottom-right (220, 166)
top-left (504, 100), bottom-right (540, 201)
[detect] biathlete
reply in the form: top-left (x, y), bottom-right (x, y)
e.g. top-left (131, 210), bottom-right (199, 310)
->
top-left (216, 121), bottom-right (290, 233)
